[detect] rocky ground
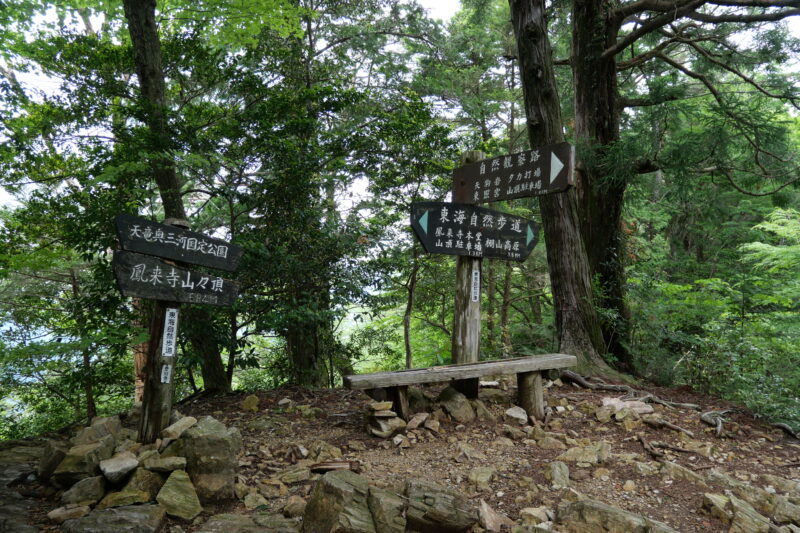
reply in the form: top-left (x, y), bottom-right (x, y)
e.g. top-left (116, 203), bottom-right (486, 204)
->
top-left (1, 374), bottom-right (799, 532)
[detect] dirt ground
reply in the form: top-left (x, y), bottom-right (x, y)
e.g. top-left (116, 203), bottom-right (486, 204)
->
top-left (27, 376), bottom-right (800, 531)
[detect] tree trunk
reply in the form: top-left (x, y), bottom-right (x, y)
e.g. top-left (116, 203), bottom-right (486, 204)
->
top-left (509, 0), bottom-right (611, 373)
top-left (571, 0), bottom-right (634, 371)
top-left (485, 260), bottom-right (496, 354)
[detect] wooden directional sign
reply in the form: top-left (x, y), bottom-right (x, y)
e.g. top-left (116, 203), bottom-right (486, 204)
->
top-left (115, 214), bottom-right (243, 272)
top-left (113, 250), bottom-right (240, 306)
top-left (453, 142), bottom-right (574, 204)
top-left (411, 202), bottom-right (540, 262)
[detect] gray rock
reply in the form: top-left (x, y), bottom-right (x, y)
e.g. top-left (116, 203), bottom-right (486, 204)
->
top-left (706, 469), bottom-right (774, 514)
top-left (368, 487), bottom-right (406, 533)
top-left (545, 461), bottom-right (570, 489)
top-left (195, 514), bottom-right (262, 533)
top-left (405, 478), bottom-right (478, 532)
top-left (161, 417), bottom-right (197, 440)
top-left (62, 476), bottom-right (106, 505)
top-left (659, 461), bottom-right (707, 486)
top-left (369, 416), bottom-right (406, 438)
top-left (472, 400), bottom-right (496, 422)
top-left (0, 464), bottom-right (38, 533)
top-left (96, 488), bottom-right (151, 510)
top-left (556, 498), bottom-right (679, 532)
top-left (408, 387), bottom-right (434, 413)
top-left (52, 435), bottom-right (115, 487)
top-left (728, 493), bottom-right (771, 533)
top-left (180, 416), bottom-right (241, 502)
top-left (504, 406), bottom-right (529, 425)
top-left (62, 503), bottom-right (166, 533)
top-left (142, 455), bottom-right (186, 473)
top-left (468, 467), bottom-right (495, 490)
top-left (283, 495), bottom-right (307, 518)
top-left (253, 514), bottom-right (301, 532)
top-left (100, 451), bottom-right (139, 484)
top-left (157, 470), bottom-right (203, 521)
top-left (302, 470), bottom-right (376, 533)
top-left (47, 505), bottom-right (91, 524)
top-left (38, 439), bottom-right (69, 480)
top-left (73, 416), bottom-right (122, 446)
top-left (556, 440), bottom-right (611, 465)
top-left (122, 467), bottom-right (165, 500)
top-left (773, 495), bottom-right (800, 526)
top-left (438, 387), bottom-right (476, 424)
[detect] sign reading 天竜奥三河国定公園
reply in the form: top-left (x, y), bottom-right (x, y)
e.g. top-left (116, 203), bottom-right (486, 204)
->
top-left (114, 213), bottom-right (243, 272)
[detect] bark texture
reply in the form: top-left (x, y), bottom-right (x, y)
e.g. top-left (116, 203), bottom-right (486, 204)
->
top-left (509, 0), bottom-right (610, 372)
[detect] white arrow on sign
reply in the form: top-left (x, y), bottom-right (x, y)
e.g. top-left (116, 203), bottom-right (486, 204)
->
top-left (550, 151), bottom-right (564, 185)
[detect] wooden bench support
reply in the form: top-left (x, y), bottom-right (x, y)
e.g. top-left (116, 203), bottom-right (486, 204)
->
top-left (518, 371), bottom-right (545, 421)
top-left (452, 377), bottom-right (479, 399)
top-left (366, 385), bottom-right (410, 420)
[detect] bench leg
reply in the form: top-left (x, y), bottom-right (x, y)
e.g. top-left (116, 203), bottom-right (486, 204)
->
top-left (518, 371), bottom-right (545, 421)
top-left (389, 386), bottom-right (410, 421)
top-left (452, 378), bottom-right (479, 399)
top-left (365, 388), bottom-right (388, 402)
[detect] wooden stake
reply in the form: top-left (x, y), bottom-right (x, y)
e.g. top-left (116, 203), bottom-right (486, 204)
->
top-left (451, 151), bottom-right (484, 366)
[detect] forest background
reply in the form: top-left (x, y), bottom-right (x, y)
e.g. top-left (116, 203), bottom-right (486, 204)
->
top-left (0, 0), bottom-right (798, 440)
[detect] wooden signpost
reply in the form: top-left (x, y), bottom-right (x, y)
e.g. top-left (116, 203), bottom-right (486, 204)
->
top-left (112, 215), bottom-right (242, 443)
top-left (410, 144), bottom-right (574, 381)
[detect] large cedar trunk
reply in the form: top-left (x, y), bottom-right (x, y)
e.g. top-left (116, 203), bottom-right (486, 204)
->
top-left (509, 0), bottom-right (611, 373)
top-left (571, 0), bottom-right (634, 371)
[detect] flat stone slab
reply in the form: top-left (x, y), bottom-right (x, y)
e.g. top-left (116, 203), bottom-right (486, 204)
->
top-left (62, 503), bottom-right (166, 533)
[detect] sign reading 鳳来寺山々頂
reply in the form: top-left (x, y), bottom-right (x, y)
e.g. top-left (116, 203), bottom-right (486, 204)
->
top-left (410, 202), bottom-right (540, 262)
top-left (452, 142), bottom-right (574, 204)
top-left (115, 213), bottom-right (243, 272)
top-left (113, 250), bottom-right (240, 306)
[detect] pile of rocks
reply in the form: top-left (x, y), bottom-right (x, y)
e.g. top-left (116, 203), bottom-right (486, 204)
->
top-left (37, 412), bottom-right (241, 529)
top-left (365, 401), bottom-right (406, 438)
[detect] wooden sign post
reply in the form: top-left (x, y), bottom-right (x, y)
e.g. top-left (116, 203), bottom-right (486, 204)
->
top-left (409, 144), bottom-right (574, 394)
top-left (112, 214), bottom-right (242, 443)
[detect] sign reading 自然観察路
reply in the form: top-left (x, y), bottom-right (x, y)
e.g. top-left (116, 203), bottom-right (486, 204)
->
top-left (452, 142), bottom-right (574, 204)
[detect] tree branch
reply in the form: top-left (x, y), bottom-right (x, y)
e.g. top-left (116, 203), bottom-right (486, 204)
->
top-left (606, 0), bottom-right (707, 58)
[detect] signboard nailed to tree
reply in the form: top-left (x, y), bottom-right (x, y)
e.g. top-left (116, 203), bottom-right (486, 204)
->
top-left (453, 142), bottom-right (574, 204)
top-left (411, 201), bottom-right (541, 262)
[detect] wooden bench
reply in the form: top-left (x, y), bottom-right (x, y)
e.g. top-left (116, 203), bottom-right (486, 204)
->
top-left (343, 353), bottom-right (577, 422)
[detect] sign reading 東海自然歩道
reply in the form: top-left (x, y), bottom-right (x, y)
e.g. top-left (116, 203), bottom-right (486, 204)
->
top-left (411, 202), bottom-right (540, 262)
top-left (114, 214), bottom-right (243, 272)
top-left (452, 142), bottom-right (574, 204)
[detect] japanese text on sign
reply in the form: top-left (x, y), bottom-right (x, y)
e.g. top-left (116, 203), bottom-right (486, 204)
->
top-left (411, 202), bottom-right (540, 262)
top-left (161, 308), bottom-right (179, 358)
top-left (453, 142), bottom-right (574, 204)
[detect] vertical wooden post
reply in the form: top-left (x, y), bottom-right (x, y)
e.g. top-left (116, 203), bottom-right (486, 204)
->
top-left (452, 151), bottom-right (485, 369)
top-left (137, 218), bottom-right (189, 444)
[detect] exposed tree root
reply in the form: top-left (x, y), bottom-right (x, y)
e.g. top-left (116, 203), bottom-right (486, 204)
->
top-left (636, 433), bottom-right (664, 459)
top-left (772, 423), bottom-right (799, 440)
top-left (642, 415), bottom-right (695, 438)
top-left (700, 410), bottom-right (732, 438)
top-left (560, 370), bottom-right (700, 410)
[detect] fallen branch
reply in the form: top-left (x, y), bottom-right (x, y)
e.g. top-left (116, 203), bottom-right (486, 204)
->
top-left (700, 410), bottom-right (732, 438)
top-left (642, 415), bottom-right (695, 438)
top-left (780, 461), bottom-right (800, 468)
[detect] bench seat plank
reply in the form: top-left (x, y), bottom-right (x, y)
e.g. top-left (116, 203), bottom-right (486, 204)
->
top-left (343, 354), bottom-right (576, 390)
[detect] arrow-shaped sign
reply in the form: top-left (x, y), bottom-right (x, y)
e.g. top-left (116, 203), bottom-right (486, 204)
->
top-left (411, 202), bottom-right (540, 262)
top-left (452, 141), bottom-right (574, 204)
